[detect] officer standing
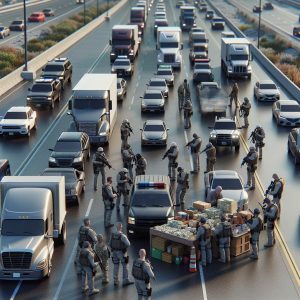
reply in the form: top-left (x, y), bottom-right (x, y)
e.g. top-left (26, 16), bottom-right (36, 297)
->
top-left (215, 215), bottom-right (232, 263)
top-left (245, 208), bottom-right (262, 259)
top-left (239, 97), bottom-right (251, 128)
top-left (202, 142), bottom-right (216, 173)
top-left (132, 249), bottom-right (155, 300)
top-left (122, 144), bottom-right (135, 179)
top-left (263, 198), bottom-right (279, 248)
top-left (229, 82), bottom-right (239, 108)
top-left (196, 217), bottom-right (212, 267)
top-left (175, 167), bottom-right (189, 206)
top-left (177, 81), bottom-right (185, 111)
top-left (116, 168), bottom-right (132, 209)
top-left (93, 147), bottom-right (112, 190)
top-left (266, 173), bottom-right (284, 218)
top-left (75, 217), bottom-right (97, 272)
top-left (241, 146), bottom-right (258, 190)
top-left (79, 241), bottom-right (100, 296)
top-left (109, 222), bottom-right (134, 286)
top-left (252, 125), bottom-right (265, 160)
top-left (94, 234), bottom-right (111, 284)
top-left (120, 119), bottom-right (133, 149)
top-left (186, 133), bottom-right (201, 173)
top-left (206, 186), bottom-right (223, 207)
top-left (135, 153), bottom-right (147, 176)
top-left (162, 142), bottom-right (179, 181)
top-left (102, 176), bottom-right (117, 228)
top-left (183, 99), bottom-right (193, 129)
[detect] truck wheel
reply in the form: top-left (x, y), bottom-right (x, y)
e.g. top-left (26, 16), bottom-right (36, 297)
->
top-left (235, 144), bottom-right (240, 152)
top-left (46, 257), bottom-right (52, 278)
top-left (248, 74), bottom-right (251, 79)
top-left (27, 128), bottom-right (30, 137)
top-left (50, 101), bottom-right (54, 110)
top-left (57, 221), bottom-right (66, 245)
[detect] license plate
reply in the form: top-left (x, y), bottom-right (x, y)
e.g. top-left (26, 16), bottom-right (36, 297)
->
top-left (36, 104), bottom-right (41, 107)
top-left (9, 132), bottom-right (14, 136)
top-left (150, 110), bottom-right (155, 112)
top-left (221, 141), bottom-right (228, 145)
top-left (13, 273), bottom-right (20, 278)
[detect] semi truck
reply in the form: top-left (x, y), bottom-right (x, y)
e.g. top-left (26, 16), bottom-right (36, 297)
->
top-left (68, 74), bottom-right (117, 145)
top-left (130, 7), bottom-right (146, 37)
top-left (0, 176), bottom-right (66, 280)
top-left (180, 6), bottom-right (196, 31)
top-left (156, 27), bottom-right (183, 69)
top-left (221, 38), bottom-right (252, 79)
top-left (109, 25), bottom-right (139, 63)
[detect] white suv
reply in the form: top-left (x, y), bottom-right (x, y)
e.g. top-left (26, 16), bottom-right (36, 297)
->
top-left (0, 106), bottom-right (37, 137)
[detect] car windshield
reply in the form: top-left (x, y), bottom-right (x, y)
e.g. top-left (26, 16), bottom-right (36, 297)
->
top-left (31, 84), bottom-right (52, 92)
top-left (155, 21), bottom-right (168, 26)
top-left (281, 105), bottom-right (300, 112)
top-left (2, 219), bottom-right (44, 236)
top-left (194, 46), bottom-right (207, 51)
top-left (230, 54), bottom-right (249, 60)
top-left (213, 18), bottom-right (223, 22)
top-left (54, 141), bottom-right (81, 152)
top-left (212, 178), bottom-right (242, 190)
top-left (150, 81), bottom-right (165, 87)
top-left (132, 191), bottom-right (171, 207)
top-left (260, 83), bottom-right (276, 89)
top-left (114, 60), bottom-right (130, 66)
top-left (144, 93), bottom-right (162, 99)
top-left (214, 121), bottom-right (236, 130)
top-left (195, 64), bottom-right (209, 69)
top-left (4, 112), bottom-right (27, 119)
top-left (73, 99), bottom-right (106, 109)
top-left (0, 27), bottom-right (4, 31)
top-left (112, 39), bottom-right (130, 45)
top-left (44, 64), bottom-right (64, 72)
top-left (12, 21), bottom-right (23, 25)
top-left (157, 70), bottom-right (172, 75)
top-left (160, 42), bottom-right (179, 48)
top-left (144, 124), bottom-right (164, 131)
top-left (43, 171), bottom-right (75, 181)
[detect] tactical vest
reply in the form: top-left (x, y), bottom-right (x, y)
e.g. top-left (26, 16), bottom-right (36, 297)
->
top-left (207, 147), bottom-right (216, 160)
top-left (267, 204), bottom-right (278, 221)
top-left (191, 139), bottom-right (201, 152)
top-left (251, 217), bottom-right (262, 234)
top-left (78, 226), bottom-right (94, 248)
top-left (132, 259), bottom-right (150, 283)
top-left (220, 223), bottom-right (231, 238)
top-left (79, 249), bottom-right (91, 267)
top-left (199, 224), bottom-right (211, 241)
top-left (272, 179), bottom-right (284, 199)
top-left (110, 233), bottom-right (126, 251)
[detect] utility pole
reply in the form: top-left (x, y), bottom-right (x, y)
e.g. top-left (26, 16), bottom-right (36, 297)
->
top-left (84, 0), bottom-right (86, 25)
top-left (257, 0), bottom-right (262, 49)
top-left (96, 0), bottom-right (99, 16)
top-left (23, 0), bottom-right (28, 71)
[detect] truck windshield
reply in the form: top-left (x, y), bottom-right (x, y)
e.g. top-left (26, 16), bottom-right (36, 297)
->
top-left (230, 54), bottom-right (249, 60)
top-left (54, 141), bottom-right (81, 152)
top-left (32, 84), bottom-right (52, 92)
top-left (214, 121), bottom-right (236, 130)
top-left (212, 178), bottom-right (242, 190)
top-left (44, 64), bottom-right (64, 72)
top-left (2, 219), bottom-right (44, 236)
top-left (4, 112), bottom-right (27, 119)
top-left (194, 46), bottom-right (206, 51)
top-left (132, 192), bottom-right (171, 207)
top-left (160, 42), bottom-right (179, 48)
top-left (193, 38), bottom-right (207, 43)
top-left (73, 99), bottom-right (106, 109)
top-left (112, 39), bottom-right (130, 46)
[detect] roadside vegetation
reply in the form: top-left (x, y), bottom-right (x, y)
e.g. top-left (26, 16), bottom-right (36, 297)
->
top-left (0, 3), bottom-right (116, 78)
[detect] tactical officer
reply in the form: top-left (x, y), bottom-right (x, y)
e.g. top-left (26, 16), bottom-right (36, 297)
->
top-left (75, 218), bottom-right (97, 272)
top-left (79, 241), bottom-right (100, 296)
top-left (116, 168), bottom-right (132, 209)
top-left (177, 81), bottom-right (185, 111)
top-left (122, 144), bottom-right (135, 179)
top-left (266, 173), bottom-right (284, 218)
top-left (245, 208), bottom-right (262, 259)
top-left (109, 222), bottom-right (134, 286)
top-left (102, 176), bottom-right (117, 228)
top-left (135, 153), bottom-right (147, 176)
top-left (206, 186), bottom-right (223, 207)
top-left (263, 198), bottom-right (278, 247)
top-left (229, 82), bottom-right (239, 108)
top-left (94, 234), bottom-right (111, 284)
top-left (202, 142), bottom-right (216, 173)
top-left (239, 97), bottom-right (251, 128)
top-left (196, 217), bottom-right (212, 267)
top-left (215, 215), bottom-right (232, 263)
top-left (252, 125), bottom-right (265, 160)
top-left (186, 133), bottom-right (201, 173)
top-left (120, 119), bottom-right (133, 149)
top-left (162, 142), bottom-right (179, 181)
top-left (183, 99), bottom-right (193, 129)
top-left (132, 249), bottom-right (155, 300)
top-left (241, 146), bottom-right (258, 190)
top-left (175, 167), bottom-right (189, 206)
top-left (93, 147), bottom-right (112, 190)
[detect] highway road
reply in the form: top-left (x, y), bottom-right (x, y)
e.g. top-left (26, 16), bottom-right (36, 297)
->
top-left (0, 0), bottom-right (103, 48)
top-left (0, 0), bottom-right (299, 299)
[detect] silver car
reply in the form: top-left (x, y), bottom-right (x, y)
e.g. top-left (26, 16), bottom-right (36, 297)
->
top-left (117, 78), bottom-right (127, 100)
top-left (272, 100), bottom-right (300, 126)
top-left (204, 170), bottom-right (248, 210)
top-left (0, 26), bottom-right (10, 39)
top-left (154, 66), bottom-right (174, 86)
top-left (111, 56), bottom-right (134, 77)
top-left (141, 90), bottom-right (165, 113)
top-left (254, 80), bottom-right (280, 101)
top-left (140, 119), bottom-right (168, 146)
top-left (147, 78), bottom-right (168, 98)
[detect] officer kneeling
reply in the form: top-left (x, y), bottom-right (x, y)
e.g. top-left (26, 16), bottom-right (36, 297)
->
top-left (132, 249), bottom-right (155, 300)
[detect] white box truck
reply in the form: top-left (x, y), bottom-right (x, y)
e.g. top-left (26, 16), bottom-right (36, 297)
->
top-left (221, 38), bottom-right (252, 79)
top-left (0, 176), bottom-right (66, 280)
top-left (156, 27), bottom-right (183, 69)
top-left (68, 74), bottom-right (117, 145)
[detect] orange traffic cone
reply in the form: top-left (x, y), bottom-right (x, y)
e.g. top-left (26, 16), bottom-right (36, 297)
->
top-left (189, 246), bottom-right (197, 273)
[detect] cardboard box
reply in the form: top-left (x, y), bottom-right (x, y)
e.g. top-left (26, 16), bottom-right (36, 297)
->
top-left (217, 198), bottom-right (238, 214)
top-left (231, 242), bottom-right (250, 257)
top-left (151, 248), bottom-right (162, 260)
top-left (231, 232), bottom-right (251, 247)
top-left (193, 201), bottom-right (211, 211)
top-left (162, 252), bottom-right (173, 264)
top-left (152, 237), bottom-right (169, 251)
top-left (184, 209), bottom-right (194, 219)
top-left (238, 210), bottom-right (253, 221)
top-left (172, 244), bottom-right (185, 257)
top-left (232, 215), bottom-right (244, 225)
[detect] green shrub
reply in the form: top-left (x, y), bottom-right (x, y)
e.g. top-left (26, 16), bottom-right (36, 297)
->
top-left (0, 66), bottom-right (14, 77)
top-left (0, 61), bottom-right (10, 69)
top-left (0, 51), bottom-right (20, 67)
top-left (239, 24), bottom-right (252, 32)
top-left (27, 40), bottom-right (45, 52)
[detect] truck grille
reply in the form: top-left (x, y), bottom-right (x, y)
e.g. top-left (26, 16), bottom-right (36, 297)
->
top-left (233, 66), bottom-right (247, 73)
top-left (57, 158), bottom-right (73, 166)
top-left (2, 126), bottom-right (20, 130)
top-left (116, 49), bottom-right (128, 55)
top-left (136, 219), bottom-right (167, 227)
top-left (216, 134), bottom-right (232, 145)
top-left (2, 252), bottom-right (32, 269)
top-left (164, 54), bottom-right (175, 63)
top-left (78, 123), bottom-right (96, 136)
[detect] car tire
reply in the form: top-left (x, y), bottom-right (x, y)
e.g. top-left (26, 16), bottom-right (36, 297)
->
top-left (235, 144), bottom-right (240, 152)
top-left (57, 220), bottom-right (66, 245)
top-left (33, 121), bottom-right (37, 129)
top-left (50, 101), bottom-right (54, 110)
top-left (27, 128), bottom-right (30, 137)
top-left (82, 182), bottom-right (86, 193)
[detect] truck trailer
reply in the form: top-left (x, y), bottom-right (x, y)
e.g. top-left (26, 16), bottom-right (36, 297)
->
top-left (68, 74), bottom-right (117, 145)
top-left (130, 7), bottom-right (146, 37)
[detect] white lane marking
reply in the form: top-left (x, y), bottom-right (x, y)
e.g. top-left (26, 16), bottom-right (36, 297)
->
top-left (199, 264), bottom-right (208, 300)
top-left (0, 81), bottom-right (27, 104)
top-left (131, 96), bottom-right (134, 104)
top-left (9, 280), bottom-right (22, 300)
top-left (53, 198), bottom-right (94, 300)
top-left (184, 130), bottom-right (194, 171)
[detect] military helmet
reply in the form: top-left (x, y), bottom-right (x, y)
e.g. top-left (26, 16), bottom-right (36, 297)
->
top-left (193, 133), bottom-right (199, 138)
top-left (136, 153), bottom-right (141, 159)
top-left (97, 147), bottom-right (104, 152)
top-left (171, 142), bottom-right (177, 147)
top-left (121, 168), bottom-right (128, 173)
top-left (200, 217), bottom-right (206, 224)
top-left (122, 119), bottom-right (129, 124)
top-left (83, 241), bottom-right (91, 248)
top-left (255, 125), bottom-right (261, 129)
top-left (249, 145), bottom-right (256, 151)
top-left (244, 97), bottom-right (249, 103)
top-left (177, 166), bottom-right (183, 172)
top-left (206, 142), bottom-right (213, 148)
top-left (253, 208), bottom-right (260, 215)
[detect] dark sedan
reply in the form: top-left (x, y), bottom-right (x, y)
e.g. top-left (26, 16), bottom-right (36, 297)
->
top-left (288, 128), bottom-right (300, 165)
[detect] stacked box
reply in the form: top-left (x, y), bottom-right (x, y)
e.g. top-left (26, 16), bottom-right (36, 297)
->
top-left (231, 243), bottom-right (250, 257)
top-left (230, 232), bottom-right (251, 257)
top-left (184, 209), bottom-right (194, 219)
top-left (172, 244), bottom-right (185, 257)
top-left (193, 201), bottom-right (211, 211)
top-left (152, 237), bottom-right (169, 251)
top-left (204, 207), bottom-right (222, 219)
top-left (232, 215), bottom-right (244, 225)
top-left (151, 248), bottom-right (162, 260)
top-left (162, 252), bottom-right (173, 263)
top-left (238, 210), bottom-right (253, 221)
top-left (217, 198), bottom-right (238, 214)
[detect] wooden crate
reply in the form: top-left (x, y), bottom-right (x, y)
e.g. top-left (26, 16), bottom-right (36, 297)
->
top-left (171, 244), bottom-right (185, 257)
top-left (152, 236), bottom-right (169, 252)
top-left (162, 252), bottom-right (173, 264)
top-left (193, 201), bottom-right (211, 211)
top-left (231, 233), bottom-right (251, 247)
top-left (231, 242), bottom-right (250, 257)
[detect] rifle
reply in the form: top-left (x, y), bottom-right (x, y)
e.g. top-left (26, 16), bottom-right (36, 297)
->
top-left (258, 202), bottom-right (268, 224)
top-left (162, 149), bottom-right (171, 160)
top-left (186, 140), bottom-right (193, 147)
top-left (125, 123), bottom-right (134, 134)
top-left (248, 131), bottom-right (256, 144)
top-left (200, 146), bottom-right (209, 154)
top-left (265, 181), bottom-right (275, 196)
top-left (92, 250), bottom-right (104, 273)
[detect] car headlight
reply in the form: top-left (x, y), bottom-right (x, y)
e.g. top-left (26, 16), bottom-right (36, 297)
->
top-left (210, 133), bottom-right (217, 138)
top-left (232, 134), bottom-right (239, 139)
top-left (128, 217), bottom-right (135, 225)
top-left (73, 156), bottom-right (82, 163)
top-left (70, 188), bottom-right (76, 195)
top-left (183, 23), bottom-right (186, 26)
top-left (154, 25), bottom-right (158, 28)
top-left (160, 101), bottom-right (164, 106)
top-left (228, 66), bottom-right (233, 71)
top-left (27, 97), bottom-right (31, 100)
top-left (168, 216), bottom-right (174, 221)
top-left (36, 258), bottom-right (47, 270)
top-left (49, 157), bottom-right (56, 163)
top-left (47, 97), bottom-right (52, 100)
top-left (59, 76), bottom-right (64, 80)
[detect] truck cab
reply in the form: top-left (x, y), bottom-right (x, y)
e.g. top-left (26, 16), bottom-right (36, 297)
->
top-left (130, 7), bottom-right (146, 37)
top-left (0, 159), bottom-right (10, 181)
top-left (180, 6), bottom-right (196, 31)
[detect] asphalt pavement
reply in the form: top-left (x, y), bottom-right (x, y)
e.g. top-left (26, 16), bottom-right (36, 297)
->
top-left (0, 0), bottom-right (299, 299)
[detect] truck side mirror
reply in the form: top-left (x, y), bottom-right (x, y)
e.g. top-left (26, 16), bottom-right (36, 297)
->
top-left (53, 230), bottom-right (59, 238)
top-left (109, 100), bottom-right (112, 110)
top-left (109, 40), bottom-right (112, 45)
top-left (68, 100), bottom-right (72, 110)
top-left (28, 88), bottom-right (31, 91)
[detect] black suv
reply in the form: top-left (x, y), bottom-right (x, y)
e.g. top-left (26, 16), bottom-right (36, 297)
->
top-left (48, 132), bottom-right (90, 171)
top-left (27, 78), bottom-right (62, 109)
top-left (42, 57), bottom-right (72, 89)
